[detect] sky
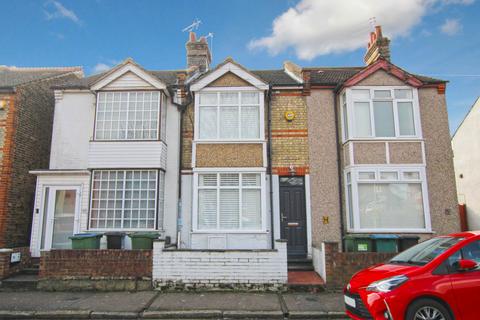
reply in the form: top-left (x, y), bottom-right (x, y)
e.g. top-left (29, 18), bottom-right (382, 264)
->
top-left (1, 0), bottom-right (479, 133)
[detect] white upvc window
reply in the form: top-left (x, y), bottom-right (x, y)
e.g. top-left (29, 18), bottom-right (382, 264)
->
top-left (89, 169), bottom-right (160, 230)
top-left (95, 91), bottom-right (161, 141)
top-left (341, 87), bottom-right (421, 141)
top-left (195, 90), bottom-right (264, 141)
top-left (193, 170), bottom-right (266, 232)
top-left (345, 167), bottom-right (431, 233)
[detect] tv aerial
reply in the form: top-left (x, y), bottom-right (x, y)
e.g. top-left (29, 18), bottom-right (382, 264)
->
top-left (182, 19), bottom-right (202, 33)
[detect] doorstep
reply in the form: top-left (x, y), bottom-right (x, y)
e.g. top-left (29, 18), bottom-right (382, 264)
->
top-left (287, 271), bottom-right (325, 292)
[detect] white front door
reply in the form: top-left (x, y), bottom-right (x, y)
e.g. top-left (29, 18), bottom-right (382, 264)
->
top-left (44, 186), bottom-right (81, 250)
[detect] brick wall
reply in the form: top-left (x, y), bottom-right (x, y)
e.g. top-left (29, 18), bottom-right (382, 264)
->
top-left (152, 240), bottom-right (287, 289)
top-left (323, 242), bottom-right (395, 289)
top-left (39, 250), bottom-right (152, 279)
top-left (0, 74), bottom-right (79, 248)
top-left (270, 91), bottom-right (309, 175)
top-left (181, 102), bottom-right (194, 170)
top-left (0, 247), bottom-right (31, 279)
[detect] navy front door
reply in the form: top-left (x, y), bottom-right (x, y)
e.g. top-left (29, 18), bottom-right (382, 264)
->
top-left (279, 176), bottom-right (307, 259)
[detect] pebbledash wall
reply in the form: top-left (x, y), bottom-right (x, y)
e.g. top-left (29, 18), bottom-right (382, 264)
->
top-left (152, 240), bottom-right (287, 289)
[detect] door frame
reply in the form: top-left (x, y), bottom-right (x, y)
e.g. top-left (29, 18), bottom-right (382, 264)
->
top-left (278, 175), bottom-right (310, 260)
top-left (41, 185), bottom-right (82, 251)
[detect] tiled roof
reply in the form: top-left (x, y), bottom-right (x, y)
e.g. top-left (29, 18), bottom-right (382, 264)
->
top-left (251, 70), bottom-right (300, 86)
top-left (52, 63), bottom-right (445, 90)
top-left (0, 66), bottom-right (82, 88)
top-left (306, 67), bottom-right (363, 86)
top-left (55, 70), bottom-right (181, 89)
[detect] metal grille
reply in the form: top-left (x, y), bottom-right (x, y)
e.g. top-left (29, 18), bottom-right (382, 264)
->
top-left (345, 292), bottom-right (373, 320)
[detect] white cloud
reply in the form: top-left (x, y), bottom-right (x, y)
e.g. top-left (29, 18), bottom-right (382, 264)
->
top-left (249, 0), bottom-right (473, 60)
top-left (44, 0), bottom-right (81, 25)
top-left (92, 63), bottom-right (111, 73)
top-left (440, 18), bottom-right (462, 35)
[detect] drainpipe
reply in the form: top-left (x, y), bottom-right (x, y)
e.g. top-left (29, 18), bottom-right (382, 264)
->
top-left (167, 81), bottom-right (192, 248)
top-left (333, 84), bottom-right (345, 251)
top-left (267, 86), bottom-right (275, 249)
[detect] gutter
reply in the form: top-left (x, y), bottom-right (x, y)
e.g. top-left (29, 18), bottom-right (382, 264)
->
top-left (266, 86), bottom-right (275, 249)
top-left (333, 84), bottom-right (345, 251)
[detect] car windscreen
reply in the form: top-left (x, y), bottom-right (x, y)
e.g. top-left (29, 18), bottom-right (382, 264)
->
top-left (390, 237), bottom-right (464, 266)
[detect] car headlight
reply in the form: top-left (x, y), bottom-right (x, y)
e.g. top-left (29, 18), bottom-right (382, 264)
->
top-left (366, 275), bottom-right (408, 293)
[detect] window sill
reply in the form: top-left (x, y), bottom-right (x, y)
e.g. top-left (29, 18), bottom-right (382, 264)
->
top-left (194, 140), bottom-right (266, 144)
top-left (342, 137), bottom-right (424, 144)
top-left (191, 230), bottom-right (269, 234)
top-left (346, 229), bottom-right (433, 234)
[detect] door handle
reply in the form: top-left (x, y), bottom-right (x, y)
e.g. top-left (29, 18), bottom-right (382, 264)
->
top-left (281, 213), bottom-right (287, 222)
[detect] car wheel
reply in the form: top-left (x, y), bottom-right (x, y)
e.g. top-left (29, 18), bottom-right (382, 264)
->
top-left (406, 298), bottom-right (452, 320)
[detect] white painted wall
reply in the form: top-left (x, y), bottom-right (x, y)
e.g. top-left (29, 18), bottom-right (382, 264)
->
top-left (162, 99), bottom-right (181, 241)
top-left (88, 141), bottom-right (167, 169)
top-left (50, 92), bottom-right (95, 169)
top-left (153, 240), bottom-right (287, 286)
top-left (452, 98), bottom-right (480, 230)
top-left (30, 172), bottom-right (91, 257)
top-left (102, 71), bottom-right (156, 90)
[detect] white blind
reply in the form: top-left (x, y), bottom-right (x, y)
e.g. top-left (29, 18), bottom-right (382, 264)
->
top-left (199, 106), bottom-right (217, 139)
top-left (219, 189), bottom-right (240, 229)
top-left (198, 189), bottom-right (217, 229)
top-left (241, 106), bottom-right (259, 139)
top-left (219, 106), bottom-right (239, 139)
top-left (242, 189), bottom-right (261, 229)
top-left (197, 173), bottom-right (262, 230)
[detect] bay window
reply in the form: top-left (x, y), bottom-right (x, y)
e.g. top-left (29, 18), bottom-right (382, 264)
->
top-left (197, 91), bottom-right (262, 140)
top-left (95, 91), bottom-right (161, 140)
top-left (196, 172), bottom-right (264, 231)
top-left (345, 167), bottom-right (430, 232)
top-left (90, 170), bottom-right (161, 230)
top-left (344, 87), bottom-right (420, 139)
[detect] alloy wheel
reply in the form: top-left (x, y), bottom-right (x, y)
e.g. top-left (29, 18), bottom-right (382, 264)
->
top-left (414, 306), bottom-right (446, 320)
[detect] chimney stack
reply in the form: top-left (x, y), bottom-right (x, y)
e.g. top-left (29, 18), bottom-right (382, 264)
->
top-left (364, 25), bottom-right (391, 65)
top-left (186, 31), bottom-right (211, 73)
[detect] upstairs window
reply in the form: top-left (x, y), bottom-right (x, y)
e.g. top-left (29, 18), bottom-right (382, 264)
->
top-left (197, 91), bottom-right (261, 140)
top-left (95, 91), bottom-right (160, 140)
top-left (345, 87), bottom-right (419, 139)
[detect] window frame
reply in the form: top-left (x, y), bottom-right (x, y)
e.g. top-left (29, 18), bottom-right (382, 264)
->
top-left (341, 86), bottom-right (422, 141)
top-left (344, 166), bottom-right (431, 233)
top-left (192, 168), bottom-right (267, 233)
top-left (88, 169), bottom-right (160, 231)
top-left (194, 87), bottom-right (265, 142)
top-left (93, 91), bottom-right (162, 142)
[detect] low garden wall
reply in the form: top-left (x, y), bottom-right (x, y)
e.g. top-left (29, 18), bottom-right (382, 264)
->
top-left (0, 247), bottom-right (31, 279)
top-left (38, 249), bottom-right (152, 291)
top-left (152, 240), bottom-right (287, 291)
top-left (318, 242), bottom-right (395, 289)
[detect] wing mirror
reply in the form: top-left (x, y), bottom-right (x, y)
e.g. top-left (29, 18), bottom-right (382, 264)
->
top-left (456, 259), bottom-right (478, 271)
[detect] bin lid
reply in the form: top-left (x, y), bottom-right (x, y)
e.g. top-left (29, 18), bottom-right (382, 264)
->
top-left (128, 232), bottom-right (160, 239)
top-left (69, 233), bottom-right (103, 240)
top-left (370, 234), bottom-right (399, 239)
top-left (344, 234), bottom-right (372, 239)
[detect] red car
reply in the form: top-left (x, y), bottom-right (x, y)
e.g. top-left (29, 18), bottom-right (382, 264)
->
top-left (344, 231), bottom-right (480, 320)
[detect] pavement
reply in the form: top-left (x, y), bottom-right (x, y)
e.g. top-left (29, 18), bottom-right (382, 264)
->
top-left (0, 291), bottom-right (348, 319)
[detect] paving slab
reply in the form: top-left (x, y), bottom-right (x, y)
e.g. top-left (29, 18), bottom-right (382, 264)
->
top-left (0, 292), bottom-right (92, 311)
top-left (148, 292), bottom-right (282, 312)
top-left (69, 291), bottom-right (157, 313)
top-left (282, 292), bottom-right (345, 313)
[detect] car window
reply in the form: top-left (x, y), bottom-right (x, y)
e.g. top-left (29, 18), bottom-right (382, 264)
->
top-left (462, 240), bottom-right (480, 268)
top-left (390, 237), bottom-right (463, 266)
top-left (446, 240), bottom-right (480, 272)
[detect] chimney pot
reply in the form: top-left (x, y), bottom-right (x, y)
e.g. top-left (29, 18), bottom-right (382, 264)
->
top-left (364, 25), bottom-right (391, 65)
top-left (189, 31), bottom-right (196, 43)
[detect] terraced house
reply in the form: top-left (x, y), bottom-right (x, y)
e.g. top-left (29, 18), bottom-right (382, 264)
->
top-left (20, 27), bottom-right (459, 289)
